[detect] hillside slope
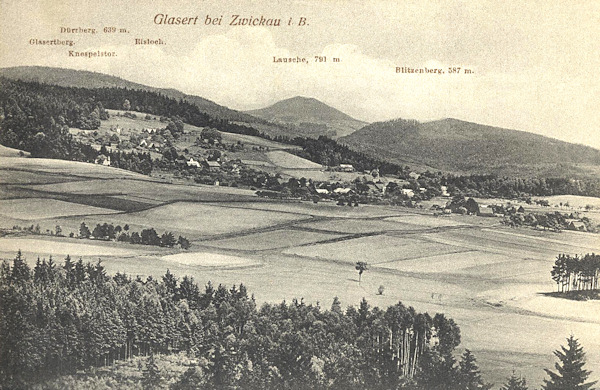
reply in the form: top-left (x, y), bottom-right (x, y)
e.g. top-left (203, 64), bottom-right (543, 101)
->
top-left (340, 118), bottom-right (600, 178)
top-left (0, 66), bottom-right (259, 123)
top-left (246, 96), bottom-right (367, 138)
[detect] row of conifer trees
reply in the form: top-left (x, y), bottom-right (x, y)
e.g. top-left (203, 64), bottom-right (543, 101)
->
top-left (551, 253), bottom-right (600, 293)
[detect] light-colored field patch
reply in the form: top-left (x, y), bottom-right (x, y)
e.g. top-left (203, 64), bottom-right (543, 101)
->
top-left (453, 258), bottom-right (547, 280)
top-left (106, 202), bottom-right (307, 236)
top-left (0, 170), bottom-right (81, 185)
top-left (30, 179), bottom-right (131, 195)
top-left (0, 237), bottom-right (140, 257)
top-left (0, 198), bottom-right (119, 220)
top-left (0, 156), bottom-right (149, 180)
top-left (301, 218), bottom-right (423, 234)
top-left (534, 195), bottom-right (600, 209)
top-left (0, 145), bottom-right (30, 157)
top-left (378, 251), bottom-right (513, 273)
top-left (206, 229), bottom-right (341, 250)
top-left (426, 230), bottom-right (570, 260)
top-left (284, 235), bottom-right (463, 264)
top-left (267, 151), bottom-right (323, 169)
top-left (223, 201), bottom-right (401, 218)
top-left (385, 214), bottom-right (467, 227)
top-left (162, 252), bottom-right (260, 267)
top-left (30, 178), bottom-right (257, 202)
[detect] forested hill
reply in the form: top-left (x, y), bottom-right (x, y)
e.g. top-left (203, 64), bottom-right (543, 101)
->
top-left (0, 77), bottom-right (263, 160)
top-left (340, 118), bottom-right (600, 179)
top-left (0, 77), bottom-right (406, 175)
top-left (0, 66), bottom-right (259, 123)
top-left (246, 96), bottom-right (367, 138)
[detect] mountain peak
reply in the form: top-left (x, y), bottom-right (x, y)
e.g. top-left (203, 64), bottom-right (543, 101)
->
top-left (245, 96), bottom-right (367, 138)
top-left (246, 96), bottom-right (362, 123)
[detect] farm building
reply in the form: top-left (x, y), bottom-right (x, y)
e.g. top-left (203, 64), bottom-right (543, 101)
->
top-left (401, 188), bottom-right (415, 198)
top-left (566, 220), bottom-right (587, 232)
top-left (334, 187), bottom-right (352, 194)
top-left (315, 188), bottom-right (329, 195)
top-left (203, 160), bottom-right (221, 171)
top-left (479, 207), bottom-right (495, 217)
top-left (94, 155), bottom-right (110, 166)
top-left (187, 158), bottom-right (201, 168)
top-left (339, 164), bottom-right (354, 172)
top-left (440, 185), bottom-right (450, 197)
top-left (408, 172), bottom-right (421, 180)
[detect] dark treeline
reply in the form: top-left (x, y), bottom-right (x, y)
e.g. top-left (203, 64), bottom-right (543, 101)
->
top-left (78, 222), bottom-right (191, 249)
top-left (0, 78), bottom-right (101, 160)
top-left (441, 173), bottom-right (600, 199)
top-left (0, 251), bottom-right (497, 390)
top-left (551, 253), bottom-right (600, 293)
top-left (103, 147), bottom-right (153, 175)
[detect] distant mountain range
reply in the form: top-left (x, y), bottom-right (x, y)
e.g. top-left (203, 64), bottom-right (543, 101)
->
top-left (340, 118), bottom-right (600, 178)
top-left (3, 66), bottom-right (600, 178)
top-left (245, 96), bottom-right (367, 138)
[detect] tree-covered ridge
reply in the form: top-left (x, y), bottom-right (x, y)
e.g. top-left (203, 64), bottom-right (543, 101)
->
top-left (0, 78), bottom-right (102, 160)
top-left (0, 251), bottom-right (490, 390)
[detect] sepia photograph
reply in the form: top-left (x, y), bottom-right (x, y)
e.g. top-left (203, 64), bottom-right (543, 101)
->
top-left (0, 0), bottom-right (599, 389)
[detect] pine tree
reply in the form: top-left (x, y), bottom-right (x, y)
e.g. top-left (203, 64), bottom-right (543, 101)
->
top-left (500, 371), bottom-right (528, 390)
top-left (79, 222), bottom-right (91, 238)
top-left (457, 349), bottom-right (492, 390)
top-left (141, 353), bottom-right (163, 389)
top-left (543, 335), bottom-right (597, 390)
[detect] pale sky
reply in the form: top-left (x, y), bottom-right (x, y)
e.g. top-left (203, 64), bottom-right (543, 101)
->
top-left (1, 0), bottom-right (599, 148)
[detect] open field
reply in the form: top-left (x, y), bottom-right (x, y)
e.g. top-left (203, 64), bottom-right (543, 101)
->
top-left (0, 156), bottom-right (150, 180)
top-left (218, 201), bottom-right (404, 218)
top-left (205, 229), bottom-right (342, 251)
top-left (284, 235), bottom-right (466, 265)
top-left (219, 132), bottom-right (301, 150)
top-left (101, 202), bottom-right (310, 238)
top-left (266, 150), bottom-right (323, 169)
top-left (0, 237), bottom-right (147, 259)
top-left (0, 198), bottom-right (119, 220)
top-left (0, 144), bottom-right (29, 157)
top-left (377, 251), bottom-right (513, 273)
top-left (1, 155), bottom-right (599, 388)
top-left (0, 169), bottom-right (86, 185)
top-left (300, 218), bottom-right (429, 234)
top-left (162, 252), bottom-right (261, 268)
top-left (533, 194), bottom-right (600, 209)
top-left (385, 214), bottom-right (470, 227)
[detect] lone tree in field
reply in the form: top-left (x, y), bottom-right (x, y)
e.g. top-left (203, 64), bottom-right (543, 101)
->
top-left (543, 335), bottom-right (597, 390)
top-left (355, 261), bottom-right (368, 284)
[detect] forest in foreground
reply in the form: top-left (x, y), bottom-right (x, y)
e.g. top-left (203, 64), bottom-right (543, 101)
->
top-left (0, 252), bottom-right (596, 390)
